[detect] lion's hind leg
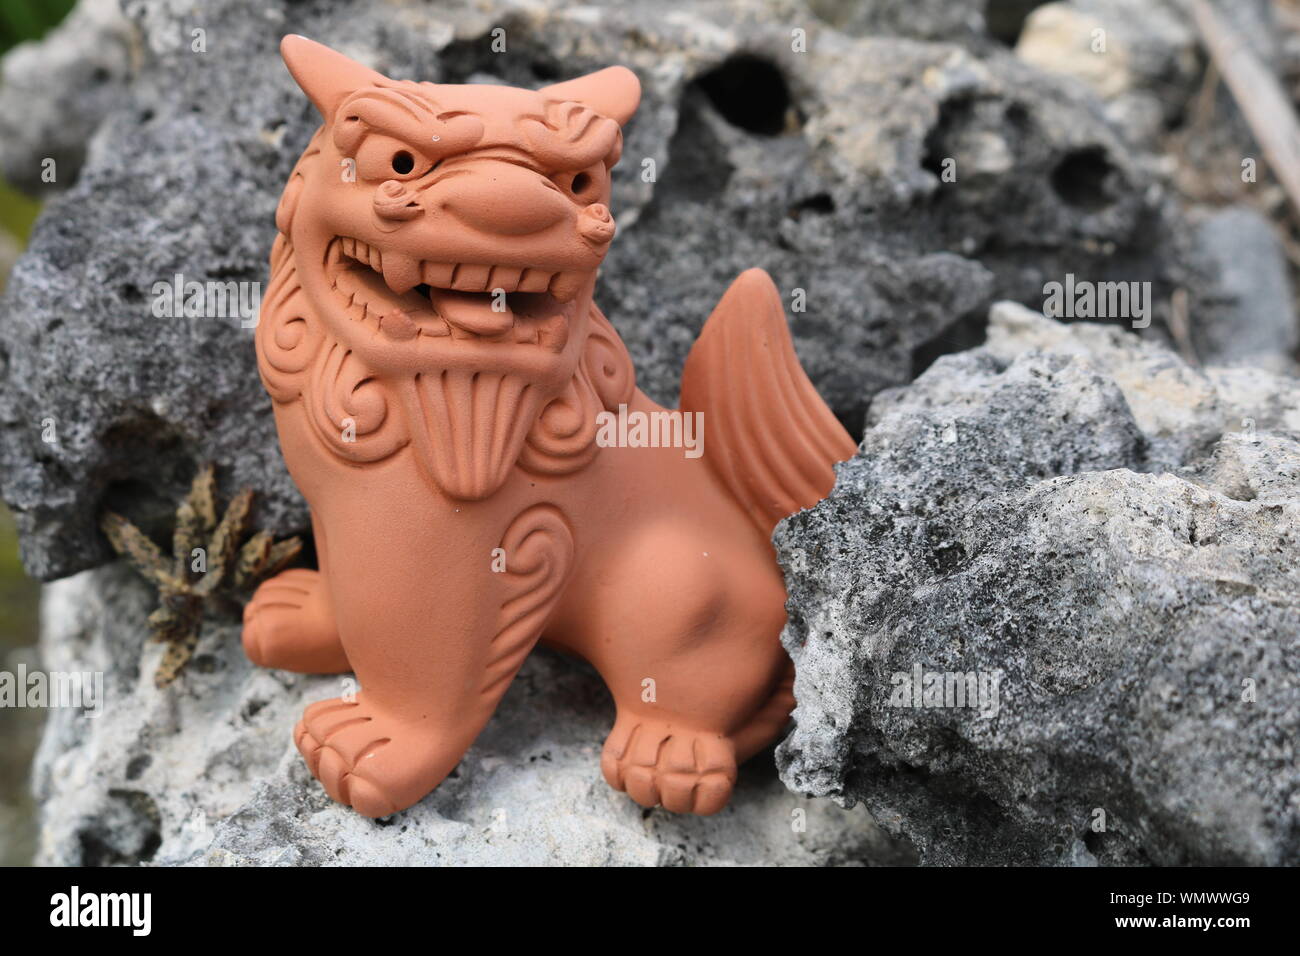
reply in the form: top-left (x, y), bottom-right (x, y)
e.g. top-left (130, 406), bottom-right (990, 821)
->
top-left (601, 715), bottom-right (739, 815)
top-left (582, 519), bottom-right (793, 815)
top-left (600, 661), bottom-right (793, 815)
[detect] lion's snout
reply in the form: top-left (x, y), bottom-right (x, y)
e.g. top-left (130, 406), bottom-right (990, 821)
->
top-left (374, 180), bottom-right (423, 222)
top-left (430, 161), bottom-right (575, 237)
top-left (577, 203), bottom-right (615, 248)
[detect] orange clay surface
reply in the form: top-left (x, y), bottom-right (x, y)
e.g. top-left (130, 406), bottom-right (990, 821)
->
top-left (243, 35), bottom-right (856, 817)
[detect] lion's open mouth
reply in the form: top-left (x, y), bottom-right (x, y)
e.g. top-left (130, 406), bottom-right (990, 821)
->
top-left (325, 237), bottom-right (586, 351)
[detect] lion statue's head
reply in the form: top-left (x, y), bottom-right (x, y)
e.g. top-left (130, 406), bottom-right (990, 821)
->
top-left (259, 36), bottom-right (639, 499)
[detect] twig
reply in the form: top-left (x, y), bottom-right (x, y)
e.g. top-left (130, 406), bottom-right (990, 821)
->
top-left (1191, 58), bottom-right (1220, 132)
top-left (1190, 0), bottom-right (1300, 220)
top-left (1167, 287), bottom-right (1199, 366)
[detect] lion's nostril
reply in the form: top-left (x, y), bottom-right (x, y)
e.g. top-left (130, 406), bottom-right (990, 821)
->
top-left (375, 180), bottom-right (423, 221)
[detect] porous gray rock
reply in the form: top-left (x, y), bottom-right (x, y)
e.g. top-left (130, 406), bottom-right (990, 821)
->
top-left (804, 0), bottom-right (988, 45)
top-left (1016, 0), bottom-right (1281, 143)
top-left (1016, 0), bottom-right (1202, 140)
top-left (0, 0), bottom-right (1205, 580)
top-left (775, 302), bottom-right (1300, 866)
top-left (33, 566), bottom-right (902, 867)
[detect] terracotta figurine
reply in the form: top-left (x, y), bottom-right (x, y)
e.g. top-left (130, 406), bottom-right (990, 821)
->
top-left (243, 35), bottom-right (855, 817)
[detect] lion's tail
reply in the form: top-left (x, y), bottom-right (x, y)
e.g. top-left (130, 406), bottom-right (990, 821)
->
top-left (679, 269), bottom-right (856, 538)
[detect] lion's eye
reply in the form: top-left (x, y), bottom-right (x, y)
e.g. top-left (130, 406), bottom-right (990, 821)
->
top-left (552, 166), bottom-right (605, 201)
top-left (354, 136), bottom-right (426, 181)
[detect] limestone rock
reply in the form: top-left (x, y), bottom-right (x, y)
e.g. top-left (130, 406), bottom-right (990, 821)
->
top-left (775, 303), bottom-right (1300, 865)
top-left (32, 566), bottom-right (900, 866)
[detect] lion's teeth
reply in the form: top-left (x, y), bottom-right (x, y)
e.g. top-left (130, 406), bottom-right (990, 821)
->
top-left (548, 271), bottom-right (584, 303)
top-left (488, 266), bottom-right (522, 293)
top-left (451, 264), bottom-right (491, 292)
top-left (517, 268), bottom-right (551, 293)
top-left (421, 262), bottom-right (455, 287)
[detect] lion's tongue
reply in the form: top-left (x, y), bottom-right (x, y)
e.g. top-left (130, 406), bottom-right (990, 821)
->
top-left (426, 287), bottom-right (513, 337)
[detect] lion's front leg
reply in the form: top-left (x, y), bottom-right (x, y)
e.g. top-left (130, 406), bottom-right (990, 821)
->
top-left (295, 501), bottom-right (574, 818)
top-left (242, 513), bottom-right (348, 674)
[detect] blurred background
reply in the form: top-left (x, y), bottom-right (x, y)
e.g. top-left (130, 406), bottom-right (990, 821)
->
top-left (0, 0), bottom-right (77, 867)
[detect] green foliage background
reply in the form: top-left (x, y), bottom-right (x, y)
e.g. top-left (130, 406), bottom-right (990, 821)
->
top-left (0, 0), bottom-right (73, 263)
top-left (0, 0), bottom-right (76, 52)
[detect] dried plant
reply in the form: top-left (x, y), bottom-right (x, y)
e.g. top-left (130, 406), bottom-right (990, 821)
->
top-left (100, 464), bottom-right (302, 687)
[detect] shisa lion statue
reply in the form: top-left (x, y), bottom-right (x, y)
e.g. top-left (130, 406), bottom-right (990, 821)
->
top-left (244, 35), bottom-right (855, 817)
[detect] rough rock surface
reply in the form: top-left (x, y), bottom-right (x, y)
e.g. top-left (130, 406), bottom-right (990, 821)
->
top-left (776, 303), bottom-right (1300, 866)
top-left (1016, 0), bottom-right (1280, 144)
top-left (1013, 0), bottom-right (1300, 372)
top-left (0, 0), bottom-right (1221, 580)
top-left (33, 566), bottom-right (902, 866)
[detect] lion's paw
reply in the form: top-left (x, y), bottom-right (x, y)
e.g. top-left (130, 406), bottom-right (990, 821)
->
top-left (242, 569), bottom-right (349, 674)
top-left (294, 696), bottom-right (457, 818)
top-left (601, 717), bottom-right (738, 816)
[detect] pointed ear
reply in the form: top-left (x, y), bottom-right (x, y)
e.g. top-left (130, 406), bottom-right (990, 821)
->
top-left (280, 35), bottom-right (387, 122)
top-left (541, 66), bottom-right (640, 127)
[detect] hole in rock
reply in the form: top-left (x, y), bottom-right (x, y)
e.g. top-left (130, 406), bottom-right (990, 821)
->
top-left (911, 305), bottom-right (991, 378)
top-left (789, 193), bottom-right (835, 218)
top-left (76, 790), bottom-right (162, 866)
top-left (438, 30), bottom-right (563, 89)
top-left (697, 54), bottom-right (795, 136)
top-left (1051, 147), bottom-right (1119, 211)
top-left (985, 0), bottom-right (1053, 46)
